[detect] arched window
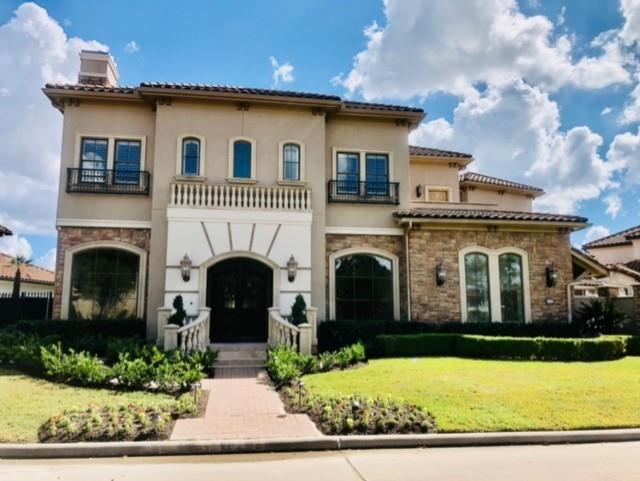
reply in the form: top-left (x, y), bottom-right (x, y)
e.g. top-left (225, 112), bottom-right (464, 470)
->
top-left (282, 143), bottom-right (300, 181)
top-left (464, 252), bottom-right (491, 323)
top-left (233, 140), bottom-right (252, 178)
top-left (335, 253), bottom-right (393, 320)
top-left (69, 248), bottom-right (140, 319)
top-left (182, 138), bottom-right (200, 176)
top-left (499, 253), bottom-right (524, 323)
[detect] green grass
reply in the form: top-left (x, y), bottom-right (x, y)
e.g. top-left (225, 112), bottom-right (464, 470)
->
top-left (0, 368), bottom-right (173, 442)
top-left (302, 357), bottom-right (640, 432)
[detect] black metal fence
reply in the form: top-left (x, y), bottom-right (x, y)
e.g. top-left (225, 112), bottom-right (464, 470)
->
top-left (0, 292), bottom-right (54, 324)
top-left (327, 180), bottom-right (400, 204)
top-left (66, 168), bottom-right (150, 195)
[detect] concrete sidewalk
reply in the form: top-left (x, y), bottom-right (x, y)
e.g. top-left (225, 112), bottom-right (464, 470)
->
top-left (170, 369), bottom-right (320, 440)
top-left (3, 442), bottom-right (640, 481)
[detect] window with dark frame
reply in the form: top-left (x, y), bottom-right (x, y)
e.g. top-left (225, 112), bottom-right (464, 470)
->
top-left (365, 153), bottom-right (389, 196)
top-left (233, 140), bottom-right (252, 178)
top-left (464, 252), bottom-right (491, 323)
top-left (80, 138), bottom-right (108, 183)
top-left (283, 143), bottom-right (301, 181)
top-left (336, 152), bottom-right (360, 194)
top-left (114, 139), bottom-right (141, 184)
top-left (182, 138), bottom-right (200, 176)
top-left (499, 253), bottom-right (525, 323)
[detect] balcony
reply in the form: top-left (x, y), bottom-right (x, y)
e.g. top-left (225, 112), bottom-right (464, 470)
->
top-left (327, 180), bottom-right (399, 205)
top-left (169, 181), bottom-right (311, 211)
top-left (66, 168), bottom-right (150, 195)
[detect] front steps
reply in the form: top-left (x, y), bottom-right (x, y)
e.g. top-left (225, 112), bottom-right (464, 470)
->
top-left (211, 342), bottom-right (268, 370)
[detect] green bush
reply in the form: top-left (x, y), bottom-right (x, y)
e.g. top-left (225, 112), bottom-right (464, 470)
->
top-left (373, 333), bottom-right (629, 361)
top-left (623, 335), bottom-right (640, 356)
top-left (317, 319), bottom-right (582, 353)
top-left (40, 343), bottom-right (110, 386)
top-left (267, 343), bottom-right (366, 386)
top-left (4, 318), bottom-right (145, 339)
top-left (290, 294), bottom-right (307, 326)
top-left (574, 299), bottom-right (627, 335)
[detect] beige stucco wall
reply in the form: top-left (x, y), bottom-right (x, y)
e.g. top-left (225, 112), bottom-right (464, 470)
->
top-left (462, 187), bottom-right (533, 211)
top-left (56, 101), bottom-right (155, 222)
top-left (325, 116), bottom-right (410, 229)
top-left (410, 161), bottom-right (461, 202)
top-left (586, 245), bottom-right (633, 265)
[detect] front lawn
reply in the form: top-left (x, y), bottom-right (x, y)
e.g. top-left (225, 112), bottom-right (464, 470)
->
top-left (0, 368), bottom-right (172, 442)
top-left (302, 357), bottom-right (640, 432)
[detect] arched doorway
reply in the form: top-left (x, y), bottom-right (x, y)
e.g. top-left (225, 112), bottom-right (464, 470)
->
top-left (206, 257), bottom-right (273, 342)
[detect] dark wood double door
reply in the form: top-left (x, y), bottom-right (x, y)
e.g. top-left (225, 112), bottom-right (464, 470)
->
top-left (207, 258), bottom-right (272, 343)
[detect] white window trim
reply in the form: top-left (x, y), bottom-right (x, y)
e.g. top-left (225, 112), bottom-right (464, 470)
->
top-left (331, 147), bottom-right (395, 182)
top-left (458, 245), bottom-right (532, 323)
top-left (329, 247), bottom-right (400, 321)
top-left (60, 241), bottom-right (147, 319)
top-left (75, 133), bottom-right (147, 171)
top-left (425, 185), bottom-right (452, 202)
top-left (176, 134), bottom-right (206, 177)
top-left (228, 136), bottom-right (256, 181)
top-left (278, 140), bottom-right (306, 182)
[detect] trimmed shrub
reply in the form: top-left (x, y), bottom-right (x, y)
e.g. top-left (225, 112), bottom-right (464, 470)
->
top-left (373, 333), bottom-right (628, 362)
top-left (4, 318), bottom-right (145, 339)
top-left (318, 319), bottom-right (582, 353)
top-left (40, 343), bottom-right (111, 386)
top-left (623, 335), bottom-right (640, 356)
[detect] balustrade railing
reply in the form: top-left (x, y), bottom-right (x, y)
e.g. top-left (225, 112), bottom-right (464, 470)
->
top-left (164, 307), bottom-right (210, 353)
top-left (267, 307), bottom-right (314, 355)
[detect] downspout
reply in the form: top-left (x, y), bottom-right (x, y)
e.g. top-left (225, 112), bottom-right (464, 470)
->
top-left (404, 220), bottom-right (413, 321)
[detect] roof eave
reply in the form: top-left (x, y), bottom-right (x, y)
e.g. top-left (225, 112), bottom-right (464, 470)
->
top-left (395, 216), bottom-right (587, 231)
top-left (336, 107), bottom-right (425, 124)
top-left (459, 180), bottom-right (544, 197)
top-left (410, 154), bottom-right (473, 167)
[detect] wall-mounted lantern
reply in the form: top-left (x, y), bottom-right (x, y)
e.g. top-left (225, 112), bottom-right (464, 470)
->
top-left (545, 262), bottom-right (558, 288)
top-left (180, 253), bottom-right (192, 282)
top-left (287, 255), bottom-right (298, 283)
top-left (416, 184), bottom-right (423, 198)
top-left (436, 262), bottom-right (446, 286)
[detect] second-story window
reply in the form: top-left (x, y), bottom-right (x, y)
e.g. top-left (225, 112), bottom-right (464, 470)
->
top-left (282, 143), bottom-right (300, 181)
top-left (80, 137), bottom-right (108, 183)
top-left (337, 152), bottom-right (360, 194)
top-left (365, 153), bottom-right (389, 196)
top-left (114, 140), bottom-right (141, 184)
top-left (233, 140), bottom-right (252, 178)
top-left (182, 138), bottom-right (200, 176)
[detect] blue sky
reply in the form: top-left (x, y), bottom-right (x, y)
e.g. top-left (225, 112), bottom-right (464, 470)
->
top-left (1, 0), bottom-right (640, 268)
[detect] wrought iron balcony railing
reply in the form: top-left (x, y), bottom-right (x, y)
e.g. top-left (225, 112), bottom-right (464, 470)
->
top-left (66, 168), bottom-right (151, 195)
top-left (327, 180), bottom-right (399, 204)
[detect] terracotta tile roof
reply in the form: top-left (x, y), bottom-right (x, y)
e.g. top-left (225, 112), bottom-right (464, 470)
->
top-left (409, 145), bottom-right (472, 158)
top-left (608, 262), bottom-right (640, 282)
top-left (343, 100), bottom-right (424, 113)
top-left (582, 224), bottom-right (640, 249)
top-left (0, 225), bottom-right (11, 237)
top-left (459, 172), bottom-right (544, 194)
top-left (0, 253), bottom-right (55, 285)
top-left (44, 83), bottom-right (137, 94)
top-left (624, 259), bottom-right (640, 272)
top-left (394, 208), bottom-right (587, 224)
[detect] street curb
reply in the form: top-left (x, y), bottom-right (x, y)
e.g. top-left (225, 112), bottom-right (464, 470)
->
top-left (2, 429), bottom-right (640, 459)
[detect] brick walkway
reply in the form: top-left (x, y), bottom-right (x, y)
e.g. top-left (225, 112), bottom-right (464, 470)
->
top-left (170, 368), bottom-right (321, 440)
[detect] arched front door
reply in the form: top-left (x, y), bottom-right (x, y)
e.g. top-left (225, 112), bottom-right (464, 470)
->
top-left (207, 258), bottom-right (273, 342)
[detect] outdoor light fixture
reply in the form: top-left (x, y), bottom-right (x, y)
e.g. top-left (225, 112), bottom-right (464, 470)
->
top-left (287, 254), bottom-right (298, 283)
top-left (416, 184), bottom-right (423, 198)
top-left (436, 262), bottom-right (446, 286)
top-left (180, 253), bottom-right (192, 282)
top-left (546, 263), bottom-right (558, 288)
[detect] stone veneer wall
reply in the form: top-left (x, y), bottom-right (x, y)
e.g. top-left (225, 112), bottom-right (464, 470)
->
top-left (325, 234), bottom-right (408, 320)
top-left (53, 227), bottom-right (151, 319)
top-left (407, 226), bottom-right (573, 322)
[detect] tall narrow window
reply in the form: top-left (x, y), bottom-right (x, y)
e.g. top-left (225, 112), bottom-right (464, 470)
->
top-left (365, 153), bottom-right (389, 196)
top-left (114, 140), bottom-right (141, 184)
top-left (283, 143), bottom-right (300, 181)
top-left (464, 253), bottom-right (491, 323)
top-left (80, 138), bottom-right (108, 183)
top-left (336, 152), bottom-right (360, 194)
top-left (233, 140), bottom-right (252, 178)
top-left (182, 138), bottom-right (200, 176)
top-left (499, 253), bottom-right (525, 323)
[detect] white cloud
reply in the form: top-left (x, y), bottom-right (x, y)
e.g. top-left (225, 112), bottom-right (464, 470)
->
top-left (411, 80), bottom-right (620, 213)
top-left (604, 193), bottom-right (622, 218)
top-left (620, 0), bottom-right (640, 45)
top-left (0, 2), bottom-right (107, 235)
top-left (36, 248), bottom-right (56, 270)
top-left (337, 0), bottom-right (630, 101)
top-left (601, 106), bottom-right (613, 115)
top-left (0, 234), bottom-right (33, 259)
top-left (269, 56), bottom-right (294, 86)
top-left (124, 40), bottom-right (139, 53)
top-left (557, 6), bottom-right (566, 26)
top-left (620, 82), bottom-right (640, 124)
top-left (606, 127), bottom-right (640, 185)
top-left (583, 225), bottom-right (611, 244)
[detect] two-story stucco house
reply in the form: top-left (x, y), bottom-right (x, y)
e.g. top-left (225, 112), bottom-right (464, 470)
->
top-left (43, 51), bottom-right (588, 348)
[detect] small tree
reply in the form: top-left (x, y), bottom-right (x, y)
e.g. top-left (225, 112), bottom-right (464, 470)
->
top-left (290, 294), bottom-right (307, 326)
top-left (574, 298), bottom-right (626, 336)
top-left (169, 295), bottom-right (187, 326)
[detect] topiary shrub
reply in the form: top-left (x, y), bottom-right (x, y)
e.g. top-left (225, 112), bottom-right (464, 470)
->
top-left (290, 294), bottom-right (307, 326)
top-left (169, 295), bottom-right (187, 326)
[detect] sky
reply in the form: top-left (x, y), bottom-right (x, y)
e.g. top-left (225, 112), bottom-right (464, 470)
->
top-left (1, 0), bottom-right (640, 270)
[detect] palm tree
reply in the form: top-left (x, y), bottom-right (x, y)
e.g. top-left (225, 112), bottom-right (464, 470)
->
top-left (10, 255), bottom-right (31, 300)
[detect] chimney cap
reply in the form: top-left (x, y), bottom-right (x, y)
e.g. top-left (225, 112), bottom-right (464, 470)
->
top-left (78, 50), bottom-right (119, 87)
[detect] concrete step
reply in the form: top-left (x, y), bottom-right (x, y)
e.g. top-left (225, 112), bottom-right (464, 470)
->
top-left (215, 359), bottom-right (266, 368)
top-left (217, 350), bottom-right (267, 362)
top-left (211, 342), bottom-right (268, 368)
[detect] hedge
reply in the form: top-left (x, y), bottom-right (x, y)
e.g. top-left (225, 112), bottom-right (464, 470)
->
top-left (373, 333), bottom-right (630, 361)
top-left (4, 319), bottom-right (145, 339)
top-left (318, 320), bottom-right (582, 353)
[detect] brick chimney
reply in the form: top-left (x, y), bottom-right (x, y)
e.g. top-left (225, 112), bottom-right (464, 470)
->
top-left (78, 50), bottom-right (119, 87)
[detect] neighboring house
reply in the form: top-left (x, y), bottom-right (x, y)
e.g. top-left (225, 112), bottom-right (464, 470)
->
top-left (0, 253), bottom-right (55, 296)
top-left (43, 50), bottom-right (587, 343)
